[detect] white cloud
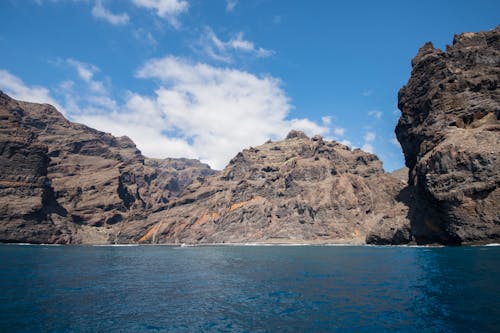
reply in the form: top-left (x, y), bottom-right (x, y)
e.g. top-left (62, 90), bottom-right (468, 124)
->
top-left (361, 131), bottom-right (376, 153)
top-left (200, 27), bottom-right (274, 63)
top-left (226, 0), bottom-right (237, 12)
top-left (132, 0), bottom-right (188, 28)
top-left (66, 59), bottom-right (108, 94)
top-left (362, 143), bottom-right (374, 153)
top-left (339, 139), bottom-right (352, 147)
top-left (84, 55), bottom-right (325, 169)
top-left (0, 69), bottom-right (64, 112)
top-left (1, 59), bottom-right (327, 170)
top-left (92, 0), bottom-right (129, 25)
top-left (368, 109), bottom-right (383, 119)
top-left (53, 59), bottom-right (118, 119)
top-left (333, 127), bottom-right (345, 137)
top-left (321, 115), bottom-right (345, 140)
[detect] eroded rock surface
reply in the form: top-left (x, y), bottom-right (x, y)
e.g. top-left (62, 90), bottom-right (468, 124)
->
top-left (396, 26), bottom-right (500, 244)
top-left (0, 92), bottom-right (214, 243)
top-left (4, 27), bottom-right (496, 245)
top-left (124, 132), bottom-right (410, 245)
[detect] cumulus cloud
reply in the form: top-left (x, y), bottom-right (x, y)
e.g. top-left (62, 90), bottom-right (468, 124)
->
top-left (226, 0), bottom-right (237, 12)
top-left (200, 27), bottom-right (274, 63)
top-left (0, 69), bottom-right (63, 112)
top-left (74, 92), bottom-right (199, 159)
top-left (132, 0), bottom-right (188, 28)
top-left (1, 58), bottom-right (327, 170)
top-left (92, 0), bottom-right (130, 25)
top-left (79, 56), bottom-right (326, 169)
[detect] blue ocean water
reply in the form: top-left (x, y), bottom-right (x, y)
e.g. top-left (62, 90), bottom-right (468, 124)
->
top-left (0, 245), bottom-right (499, 332)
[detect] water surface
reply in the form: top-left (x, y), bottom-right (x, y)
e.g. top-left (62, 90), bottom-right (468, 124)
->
top-left (0, 245), bottom-right (498, 332)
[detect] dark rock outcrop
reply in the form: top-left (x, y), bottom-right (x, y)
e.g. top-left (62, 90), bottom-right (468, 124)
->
top-left (396, 26), bottom-right (500, 244)
top-left (0, 92), bottom-right (214, 244)
top-left (123, 131), bottom-right (410, 245)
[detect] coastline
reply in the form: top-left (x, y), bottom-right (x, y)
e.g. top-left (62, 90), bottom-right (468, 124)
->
top-left (5, 242), bottom-right (499, 248)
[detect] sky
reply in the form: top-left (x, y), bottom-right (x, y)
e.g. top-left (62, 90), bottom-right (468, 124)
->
top-left (0, 1), bottom-right (498, 171)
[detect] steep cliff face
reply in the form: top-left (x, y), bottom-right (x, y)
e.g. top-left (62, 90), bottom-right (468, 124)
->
top-left (396, 26), bottom-right (500, 244)
top-left (3, 27), bottom-right (496, 246)
top-left (0, 92), bottom-right (214, 243)
top-left (124, 131), bottom-right (410, 245)
top-left (0, 92), bottom-right (407, 245)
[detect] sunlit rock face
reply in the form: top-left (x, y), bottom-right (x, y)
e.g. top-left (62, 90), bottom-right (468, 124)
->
top-left (124, 131), bottom-right (410, 245)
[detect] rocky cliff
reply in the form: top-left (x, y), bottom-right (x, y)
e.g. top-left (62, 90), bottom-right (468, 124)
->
top-left (396, 26), bottom-right (500, 244)
top-left (1, 27), bottom-right (498, 245)
top-left (119, 131), bottom-right (410, 245)
top-left (0, 93), bottom-right (410, 244)
top-left (0, 92), bottom-right (214, 243)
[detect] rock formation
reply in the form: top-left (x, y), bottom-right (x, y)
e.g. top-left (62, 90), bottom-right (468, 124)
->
top-left (396, 26), bottom-right (500, 244)
top-left (0, 92), bottom-right (410, 244)
top-left (122, 133), bottom-right (410, 245)
top-left (1, 26), bottom-right (498, 246)
top-left (0, 92), bottom-right (214, 244)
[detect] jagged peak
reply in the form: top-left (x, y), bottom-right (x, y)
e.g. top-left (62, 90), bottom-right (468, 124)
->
top-left (452, 25), bottom-right (500, 48)
top-left (411, 42), bottom-right (442, 67)
top-left (285, 130), bottom-right (309, 140)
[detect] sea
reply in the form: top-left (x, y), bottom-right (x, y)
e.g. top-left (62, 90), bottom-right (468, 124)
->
top-left (0, 244), bottom-right (499, 332)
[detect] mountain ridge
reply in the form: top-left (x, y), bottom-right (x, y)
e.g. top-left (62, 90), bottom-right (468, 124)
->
top-left (1, 26), bottom-right (498, 245)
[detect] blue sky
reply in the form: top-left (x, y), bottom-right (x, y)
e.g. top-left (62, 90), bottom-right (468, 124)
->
top-left (1, 0), bottom-right (498, 170)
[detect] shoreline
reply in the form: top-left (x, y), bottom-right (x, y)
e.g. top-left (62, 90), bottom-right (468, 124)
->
top-left (2, 242), bottom-right (499, 248)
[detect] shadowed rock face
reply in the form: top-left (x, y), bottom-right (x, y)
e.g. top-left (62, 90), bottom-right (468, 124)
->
top-left (123, 133), bottom-right (410, 245)
top-left (396, 26), bottom-right (500, 244)
top-left (0, 92), bottom-right (214, 244)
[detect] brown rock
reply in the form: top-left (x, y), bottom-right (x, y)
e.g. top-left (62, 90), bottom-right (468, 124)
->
top-left (124, 132), bottom-right (410, 245)
top-left (0, 91), bottom-right (214, 244)
top-left (390, 167), bottom-right (409, 184)
top-left (396, 26), bottom-right (500, 244)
